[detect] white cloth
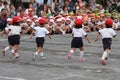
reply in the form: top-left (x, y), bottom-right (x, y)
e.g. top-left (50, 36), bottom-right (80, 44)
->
top-left (99, 28), bottom-right (116, 38)
top-left (5, 25), bottom-right (22, 36)
top-left (72, 28), bottom-right (87, 37)
top-left (34, 27), bottom-right (49, 37)
top-left (35, 0), bottom-right (44, 4)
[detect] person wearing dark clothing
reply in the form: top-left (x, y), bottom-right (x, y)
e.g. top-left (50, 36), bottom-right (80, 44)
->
top-left (44, 0), bottom-right (48, 4)
top-left (100, 0), bottom-right (108, 9)
top-left (0, 9), bottom-right (7, 31)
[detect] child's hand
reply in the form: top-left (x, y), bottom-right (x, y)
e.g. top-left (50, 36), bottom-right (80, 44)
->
top-left (94, 39), bottom-right (98, 42)
top-left (88, 41), bottom-right (91, 44)
top-left (30, 35), bottom-right (32, 39)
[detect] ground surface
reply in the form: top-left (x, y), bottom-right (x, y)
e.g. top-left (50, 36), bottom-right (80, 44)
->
top-left (0, 31), bottom-right (120, 80)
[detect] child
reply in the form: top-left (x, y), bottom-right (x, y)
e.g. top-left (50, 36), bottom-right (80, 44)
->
top-left (68, 18), bottom-right (90, 62)
top-left (1, 18), bottom-right (13, 56)
top-left (30, 18), bottom-right (51, 60)
top-left (1, 16), bottom-right (23, 59)
top-left (95, 19), bottom-right (117, 65)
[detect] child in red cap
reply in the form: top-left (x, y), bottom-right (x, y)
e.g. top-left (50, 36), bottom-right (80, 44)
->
top-left (1, 16), bottom-right (23, 59)
top-left (68, 19), bottom-right (90, 62)
top-left (95, 19), bottom-right (117, 65)
top-left (30, 18), bottom-right (51, 60)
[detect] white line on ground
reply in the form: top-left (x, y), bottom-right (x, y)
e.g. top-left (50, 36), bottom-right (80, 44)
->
top-left (52, 73), bottom-right (76, 80)
top-left (0, 76), bottom-right (25, 80)
top-left (0, 39), bottom-right (7, 41)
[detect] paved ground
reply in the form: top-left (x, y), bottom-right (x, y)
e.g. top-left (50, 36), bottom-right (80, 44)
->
top-left (0, 31), bottom-right (120, 80)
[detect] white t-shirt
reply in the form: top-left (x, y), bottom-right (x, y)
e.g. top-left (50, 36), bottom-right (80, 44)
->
top-left (99, 28), bottom-right (116, 38)
top-left (34, 26), bottom-right (49, 37)
top-left (35, 0), bottom-right (44, 4)
top-left (72, 28), bottom-right (87, 37)
top-left (5, 25), bottom-right (22, 36)
top-left (0, 6), bottom-right (4, 12)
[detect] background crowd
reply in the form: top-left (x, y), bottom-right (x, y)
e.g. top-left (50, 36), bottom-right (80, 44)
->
top-left (0, 0), bottom-right (120, 34)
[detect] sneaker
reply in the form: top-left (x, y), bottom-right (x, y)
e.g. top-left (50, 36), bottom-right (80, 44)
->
top-left (62, 31), bottom-right (66, 35)
top-left (15, 53), bottom-right (20, 59)
top-left (15, 56), bottom-right (20, 59)
top-left (32, 53), bottom-right (37, 60)
top-left (100, 59), bottom-right (106, 65)
top-left (67, 52), bottom-right (72, 60)
top-left (105, 57), bottom-right (108, 60)
top-left (78, 58), bottom-right (86, 62)
top-left (40, 55), bottom-right (46, 60)
top-left (1, 49), bottom-right (5, 56)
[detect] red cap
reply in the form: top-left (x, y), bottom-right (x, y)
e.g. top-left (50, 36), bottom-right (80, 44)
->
top-left (105, 19), bottom-right (113, 26)
top-left (12, 16), bottom-right (20, 23)
top-left (39, 18), bottom-right (47, 24)
top-left (74, 19), bottom-right (83, 26)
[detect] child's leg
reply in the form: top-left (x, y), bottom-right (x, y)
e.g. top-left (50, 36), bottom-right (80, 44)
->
top-left (79, 47), bottom-right (86, 62)
top-left (33, 47), bottom-right (44, 59)
top-left (68, 48), bottom-right (76, 59)
top-left (38, 47), bottom-right (46, 59)
top-left (101, 49), bottom-right (110, 60)
top-left (1, 46), bottom-right (10, 56)
top-left (100, 49), bottom-right (110, 65)
top-left (105, 49), bottom-right (111, 60)
top-left (13, 45), bottom-right (20, 58)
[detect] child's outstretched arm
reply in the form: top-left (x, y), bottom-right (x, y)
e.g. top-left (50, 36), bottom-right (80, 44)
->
top-left (0, 30), bottom-right (4, 37)
top-left (30, 30), bottom-right (34, 39)
top-left (47, 33), bottom-right (52, 39)
top-left (85, 35), bottom-right (91, 43)
top-left (95, 33), bottom-right (100, 42)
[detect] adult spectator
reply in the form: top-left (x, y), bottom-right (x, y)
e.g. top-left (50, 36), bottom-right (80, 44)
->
top-left (0, 8), bottom-right (8, 31)
top-left (40, 4), bottom-right (48, 17)
top-left (36, 3), bottom-right (43, 17)
top-left (44, 0), bottom-right (48, 4)
top-left (60, 5), bottom-right (68, 15)
top-left (51, 0), bottom-right (60, 15)
top-left (62, 0), bottom-right (72, 13)
top-left (100, 0), bottom-right (108, 9)
top-left (21, 0), bottom-right (30, 9)
top-left (3, 1), bottom-right (9, 12)
top-left (116, 2), bottom-right (120, 13)
top-left (30, 0), bottom-right (37, 10)
top-left (91, 0), bottom-right (97, 11)
top-left (17, 9), bottom-right (26, 18)
top-left (10, 0), bottom-right (21, 9)
top-left (77, 0), bottom-right (85, 9)
top-left (9, 4), bottom-right (16, 18)
top-left (35, 0), bottom-right (44, 4)
top-left (0, 1), bottom-right (4, 12)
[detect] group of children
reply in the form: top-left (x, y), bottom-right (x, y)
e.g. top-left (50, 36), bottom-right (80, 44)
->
top-left (0, 15), bottom-right (117, 66)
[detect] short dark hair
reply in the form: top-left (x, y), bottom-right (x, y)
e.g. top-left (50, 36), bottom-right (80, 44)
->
top-left (74, 25), bottom-right (82, 29)
top-left (106, 24), bottom-right (112, 28)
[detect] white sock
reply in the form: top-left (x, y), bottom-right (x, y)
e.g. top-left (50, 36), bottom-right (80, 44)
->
top-left (11, 49), bottom-right (15, 54)
top-left (80, 51), bottom-right (84, 59)
top-left (69, 50), bottom-right (74, 54)
top-left (15, 53), bottom-right (19, 57)
top-left (34, 52), bottom-right (38, 55)
top-left (40, 52), bottom-right (44, 56)
top-left (102, 51), bottom-right (107, 60)
top-left (4, 46), bottom-right (10, 52)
